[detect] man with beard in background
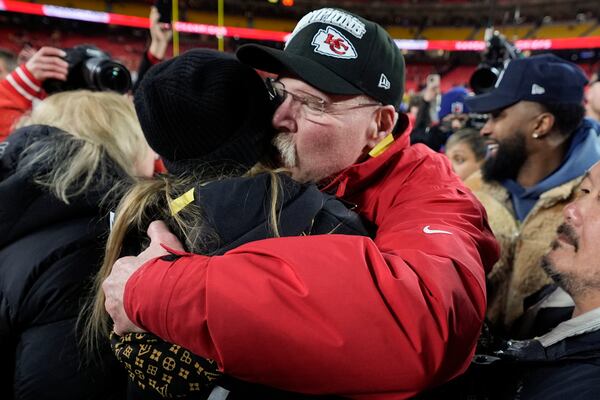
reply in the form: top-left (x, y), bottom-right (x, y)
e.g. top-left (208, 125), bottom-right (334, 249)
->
top-left (432, 161), bottom-right (600, 400)
top-left (498, 160), bottom-right (600, 399)
top-left (464, 53), bottom-right (600, 330)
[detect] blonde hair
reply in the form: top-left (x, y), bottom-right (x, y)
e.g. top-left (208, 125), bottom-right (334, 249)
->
top-left (17, 90), bottom-right (152, 203)
top-left (81, 165), bottom-right (287, 356)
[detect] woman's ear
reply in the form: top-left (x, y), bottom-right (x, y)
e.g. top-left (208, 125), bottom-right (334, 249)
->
top-left (366, 105), bottom-right (398, 148)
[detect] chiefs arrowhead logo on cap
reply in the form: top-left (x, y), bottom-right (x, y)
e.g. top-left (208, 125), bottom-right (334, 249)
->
top-left (311, 26), bottom-right (358, 59)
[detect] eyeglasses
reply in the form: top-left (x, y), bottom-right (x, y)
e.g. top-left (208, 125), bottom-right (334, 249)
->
top-left (265, 78), bottom-right (382, 116)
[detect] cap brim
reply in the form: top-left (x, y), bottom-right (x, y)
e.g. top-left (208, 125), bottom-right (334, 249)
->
top-left (464, 90), bottom-right (518, 114)
top-left (237, 44), bottom-right (364, 96)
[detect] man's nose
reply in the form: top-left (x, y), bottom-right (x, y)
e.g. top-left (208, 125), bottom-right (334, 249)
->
top-left (272, 96), bottom-right (298, 133)
top-left (563, 201), bottom-right (582, 227)
top-left (480, 119), bottom-right (493, 136)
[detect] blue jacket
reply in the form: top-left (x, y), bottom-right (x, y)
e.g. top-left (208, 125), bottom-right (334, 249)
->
top-left (504, 118), bottom-right (600, 221)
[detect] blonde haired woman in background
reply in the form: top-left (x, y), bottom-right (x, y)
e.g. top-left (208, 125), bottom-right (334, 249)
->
top-left (0, 90), bottom-right (155, 399)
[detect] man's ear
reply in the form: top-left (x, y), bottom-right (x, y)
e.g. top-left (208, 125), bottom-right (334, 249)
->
top-left (533, 112), bottom-right (555, 138)
top-left (366, 105), bottom-right (398, 148)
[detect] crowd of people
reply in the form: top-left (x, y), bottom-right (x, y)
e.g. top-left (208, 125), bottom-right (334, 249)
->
top-left (1, 4), bottom-right (600, 400)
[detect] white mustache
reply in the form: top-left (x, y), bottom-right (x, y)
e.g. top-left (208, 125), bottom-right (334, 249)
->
top-left (272, 133), bottom-right (297, 169)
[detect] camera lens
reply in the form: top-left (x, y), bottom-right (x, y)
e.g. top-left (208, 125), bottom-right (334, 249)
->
top-left (83, 58), bottom-right (132, 94)
top-left (469, 67), bottom-right (500, 95)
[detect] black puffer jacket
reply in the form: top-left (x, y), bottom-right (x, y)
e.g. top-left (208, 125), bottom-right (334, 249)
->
top-left (0, 125), bottom-right (128, 399)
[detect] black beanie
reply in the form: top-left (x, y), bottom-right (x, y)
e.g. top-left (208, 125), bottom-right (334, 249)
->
top-left (134, 49), bottom-right (275, 175)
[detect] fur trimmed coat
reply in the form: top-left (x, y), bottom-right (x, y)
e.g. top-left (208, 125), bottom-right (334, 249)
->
top-left (465, 170), bottom-right (582, 328)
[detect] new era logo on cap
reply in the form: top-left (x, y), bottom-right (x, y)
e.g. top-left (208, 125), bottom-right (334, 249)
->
top-left (312, 26), bottom-right (357, 59)
top-left (531, 83), bottom-right (546, 95)
top-left (378, 73), bottom-right (390, 90)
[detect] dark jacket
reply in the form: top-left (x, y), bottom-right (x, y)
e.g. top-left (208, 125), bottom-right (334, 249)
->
top-left (494, 286), bottom-right (600, 400)
top-left (116, 171), bottom-right (370, 399)
top-left (0, 125), bottom-right (127, 399)
top-left (194, 172), bottom-right (370, 255)
top-left (423, 285), bottom-right (600, 400)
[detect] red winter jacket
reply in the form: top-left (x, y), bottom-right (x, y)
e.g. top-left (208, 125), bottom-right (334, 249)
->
top-left (124, 132), bottom-right (499, 399)
top-left (0, 65), bottom-right (45, 142)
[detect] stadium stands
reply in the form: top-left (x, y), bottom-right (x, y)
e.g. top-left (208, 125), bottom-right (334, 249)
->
top-left (419, 26), bottom-right (477, 40)
top-left (1, 0), bottom-right (598, 93)
top-left (534, 21), bottom-right (596, 38)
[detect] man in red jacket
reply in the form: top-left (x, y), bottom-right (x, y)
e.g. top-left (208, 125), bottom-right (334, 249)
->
top-left (104, 8), bottom-right (499, 399)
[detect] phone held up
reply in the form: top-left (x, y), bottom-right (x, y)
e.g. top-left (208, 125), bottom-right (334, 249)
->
top-left (154, 0), bottom-right (172, 24)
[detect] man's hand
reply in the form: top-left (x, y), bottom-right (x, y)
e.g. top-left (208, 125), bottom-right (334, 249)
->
top-left (149, 6), bottom-right (173, 60)
top-left (103, 220), bottom-right (185, 335)
top-left (25, 46), bottom-right (68, 82)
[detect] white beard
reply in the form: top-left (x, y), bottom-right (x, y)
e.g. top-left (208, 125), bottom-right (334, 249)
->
top-left (272, 132), bottom-right (297, 169)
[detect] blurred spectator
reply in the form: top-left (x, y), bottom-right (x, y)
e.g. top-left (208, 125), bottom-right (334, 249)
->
top-left (0, 46), bottom-right (68, 141)
top-left (0, 48), bottom-right (17, 80)
top-left (409, 73), bottom-right (441, 145)
top-left (412, 85), bottom-right (472, 151)
top-left (0, 90), bottom-right (154, 399)
top-left (406, 92), bottom-right (423, 130)
top-left (439, 86), bottom-right (471, 131)
top-left (585, 70), bottom-right (600, 122)
top-left (444, 127), bottom-right (486, 181)
top-left (464, 54), bottom-right (600, 328)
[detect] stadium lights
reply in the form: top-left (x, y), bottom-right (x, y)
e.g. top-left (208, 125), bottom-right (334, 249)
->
top-left (267, 0), bottom-right (294, 5)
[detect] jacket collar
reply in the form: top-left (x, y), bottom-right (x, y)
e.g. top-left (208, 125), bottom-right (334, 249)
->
top-left (321, 128), bottom-right (411, 200)
top-left (467, 170), bottom-right (583, 223)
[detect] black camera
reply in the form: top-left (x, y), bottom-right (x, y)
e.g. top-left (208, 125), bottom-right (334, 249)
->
top-left (469, 30), bottom-right (521, 95)
top-left (43, 45), bottom-right (132, 94)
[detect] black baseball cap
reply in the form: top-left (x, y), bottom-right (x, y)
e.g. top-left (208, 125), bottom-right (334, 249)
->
top-left (236, 8), bottom-right (405, 110)
top-left (465, 53), bottom-right (589, 114)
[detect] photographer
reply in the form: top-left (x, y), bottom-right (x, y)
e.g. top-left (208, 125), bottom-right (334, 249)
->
top-left (0, 46), bottom-right (68, 141)
top-left (0, 45), bottom-right (131, 142)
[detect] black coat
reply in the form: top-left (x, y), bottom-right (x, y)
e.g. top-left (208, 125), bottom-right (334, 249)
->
top-left (192, 172), bottom-right (370, 255)
top-left (0, 125), bottom-right (127, 399)
top-left (421, 285), bottom-right (600, 400)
